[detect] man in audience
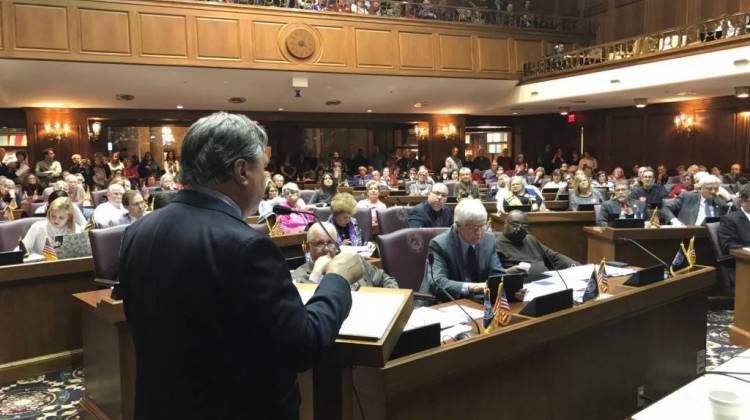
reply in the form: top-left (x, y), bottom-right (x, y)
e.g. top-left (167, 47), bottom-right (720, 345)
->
top-left (663, 174), bottom-right (727, 226)
top-left (69, 154), bottom-right (94, 188)
top-left (456, 166), bottom-right (480, 200)
top-left (723, 163), bottom-right (743, 193)
top-left (473, 148), bottom-right (491, 171)
top-left (35, 148), bottom-right (62, 187)
top-left (483, 161), bottom-right (499, 183)
top-left (93, 183), bottom-right (127, 227)
top-left (409, 168), bottom-right (434, 196)
top-left (578, 151), bottom-right (598, 171)
top-left (293, 222), bottom-right (398, 290)
top-left (444, 147), bottom-right (462, 172)
top-left (629, 167), bottom-right (667, 206)
top-left (596, 181), bottom-right (648, 226)
top-left (407, 183), bottom-right (453, 228)
top-left (14, 150), bottom-right (30, 181)
top-left (117, 190), bottom-right (147, 225)
top-left (418, 198), bottom-right (504, 302)
top-left (719, 184), bottom-right (750, 253)
top-left (272, 173), bottom-right (284, 190)
top-left (0, 148), bottom-right (12, 179)
top-left (117, 112), bottom-right (362, 419)
top-left (496, 210), bottom-right (579, 275)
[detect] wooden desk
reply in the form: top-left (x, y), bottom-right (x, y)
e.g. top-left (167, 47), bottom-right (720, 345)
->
top-left (491, 212), bottom-right (595, 263)
top-left (0, 257), bottom-right (96, 383)
top-left (544, 200), bottom-right (570, 211)
top-left (353, 267), bottom-right (715, 420)
top-left (583, 226), bottom-right (712, 266)
top-left (730, 249), bottom-right (750, 348)
top-left (383, 196), bottom-right (426, 207)
top-left (271, 232), bottom-right (307, 259)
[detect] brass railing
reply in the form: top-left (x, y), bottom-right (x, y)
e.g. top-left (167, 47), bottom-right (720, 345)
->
top-left (523, 10), bottom-right (750, 78)
top-left (198, 0), bottom-right (594, 34)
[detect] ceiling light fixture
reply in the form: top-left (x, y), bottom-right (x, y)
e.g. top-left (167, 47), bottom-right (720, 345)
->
top-left (326, 99), bottom-right (341, 106)
top-left (278, 107), bottom-right (284, 111)
top-left (115, 94), bottom-right (134, 101)
top-left (228, 97), bottom-right (246, 104)
top-left (413, 102), bottom-right (425, 108)
top-left (176, 105), bottom-right (183, 109)
top-left (735, 86), bottom-right (750, 98)
top-left (367, 109), bottom-right (373, 113)
top-left (634, 98), bottom-right (648, 108)
top-left (559, 106), bottom-right (570, 116)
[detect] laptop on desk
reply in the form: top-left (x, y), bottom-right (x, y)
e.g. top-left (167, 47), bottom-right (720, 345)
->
top-left (0, 250), bottom-right (23, 267)
top-left (54, 233), bottom-right (93, 259)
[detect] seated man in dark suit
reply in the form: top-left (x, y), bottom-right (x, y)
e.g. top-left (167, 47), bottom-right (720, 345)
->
top-left (407, 183), bottom-right (453, 228)
top-left (719, 184), bottom-right (750, 253)
top-left (418, 198), bottom-right (505, 302)
top-left (496, 210), bottom-right (579, 275)
top-left (596, 181), bottom-right (648, 227)
top-left (629, 167), bottom-right (667, 206)
top-left (663, 174), bottom-right (727, 226)
top-left (293, 221), bottom-right (399, 290)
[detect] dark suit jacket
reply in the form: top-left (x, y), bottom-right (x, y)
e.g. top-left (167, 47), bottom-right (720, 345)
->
top-left (662, 191), bottom-right (727, 225)
top-left (418, 227), bottom-right (505, 301)
top-left (596, 198), bottom-right (647, 227)
top-left (407, 201), bottom-right (453, 229)
top-left (719, 210), bottom-right (750, 253)
top-left (629, 185), bottom-right (667, 205)
top-left (495, 233), bottom-right (578, 274)
top-left (118, 189), bottom-right (352, 420)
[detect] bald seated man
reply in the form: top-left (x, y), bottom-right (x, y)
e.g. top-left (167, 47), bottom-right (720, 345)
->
top-left (293, 222), bottom-right (399, 290)
top-left (495, 210), bottom-right (578, 276)
top-left (407, 183), bottom-right (453, 228)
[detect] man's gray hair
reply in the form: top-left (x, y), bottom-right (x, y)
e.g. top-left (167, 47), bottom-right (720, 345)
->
top-left (180, 112), bottom-right (267, 187)
top-left (307, 221), bottom-right (337, 242)
top-left (696, 172), bottom-right (721, 187)
top-left (454, 198), bottom-right (487, 224)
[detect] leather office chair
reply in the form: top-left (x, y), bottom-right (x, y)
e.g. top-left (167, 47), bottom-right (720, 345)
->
top-left (28, 201), bottom-right (46, 216)
top-left (89, 224), bottom-right (128, 287)
top-left (299, 190), bottom-right (315, 204)
top-left (313, 206), bottom-right (332, 223)
top-left (705, 222), bottom-right (735, 309)
top-left (0, 217), bottom-right (44, 251)
top-left (444, 181), bottom-right (457, 197)
top-left (91, 190), bottom-right (108, 206)
top-left (376, 206), bottom-right (409, 235)
top-left (353, 207), bottom-right (373, 243)
top-left (377, 227), bottom-right (448, 299)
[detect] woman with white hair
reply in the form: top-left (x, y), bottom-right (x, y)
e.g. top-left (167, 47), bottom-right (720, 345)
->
top-left (498, 176), bottom-right (545, 213)
top-left (275, 182), bottom-right (314, 233)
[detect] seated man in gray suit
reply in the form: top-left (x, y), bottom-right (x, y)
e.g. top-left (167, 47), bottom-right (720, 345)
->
top-left (496, 210), bottom-right (579, 275)
top-left (719, 184), bottom-right (750, 253)
top-left (418, 198), bottom-right (505, 302)
top-left (663, 173), bottom-right (727, 226)
top-left (596, 181), bottom-right (648, 227)
top-left (293, 222), bottom-right (399, 290)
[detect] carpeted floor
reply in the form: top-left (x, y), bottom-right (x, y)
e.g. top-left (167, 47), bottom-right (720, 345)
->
top-left (0, 310), bottom-right (745, 419)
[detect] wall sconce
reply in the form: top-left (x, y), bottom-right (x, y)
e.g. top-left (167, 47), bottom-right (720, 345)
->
top-left (88, 121), bottom-right (102, 141)
top-left (414, 125), bottom-right (429, 139)
top-left (43, 122), bottom-right (70, 141)
top-left (439, 124), bottom-right (457, 139)
top-left (674, 113), bottom-right (695, 134)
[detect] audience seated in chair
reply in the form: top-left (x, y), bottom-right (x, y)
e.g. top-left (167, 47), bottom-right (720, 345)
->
top-left (663, 174), bottom-right (727, 226)
top-left (596, 181), bottom-right (647, 226)
top-left (407, 183), bottom-right (453, 228)
top-left (292, 222), bottom-right (398, 290)
top-left (22, 197), bottom-right (82, 255)
top-left (93, 183), bottom-right (128, 228)
top-left (328, 193), bottom-right (362, 246)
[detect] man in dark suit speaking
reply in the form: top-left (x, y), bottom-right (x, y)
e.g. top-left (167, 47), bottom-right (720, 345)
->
top-left (117, 112), bottom-right (363, 420)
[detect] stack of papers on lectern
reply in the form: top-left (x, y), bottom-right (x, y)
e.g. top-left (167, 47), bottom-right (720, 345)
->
top-left (298, 287), bottom-right (405, 340)
top-left (404, 307), bottom-right (467, 331)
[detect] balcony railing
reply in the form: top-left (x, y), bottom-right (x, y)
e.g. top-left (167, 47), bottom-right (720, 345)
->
top-left (523, 10), bottom-right (750, 79)
top-left (196, 0), bottom-right (594, 34)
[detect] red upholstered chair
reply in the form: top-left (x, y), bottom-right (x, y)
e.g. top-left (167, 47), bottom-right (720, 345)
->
top-left (376, 206), bottom-right (409, 235)
top-left (0, 217), bottom-right (44, 252)
top-left (377, 227), bottom-right (448, 296)
top-left (88, 224), bottom-right (128, 287)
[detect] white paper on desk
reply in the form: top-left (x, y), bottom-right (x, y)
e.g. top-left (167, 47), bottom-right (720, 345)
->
top-left (437, 304), bottom-right (484, 320)
top-left (404, 307), bottom-right (466, 331)
top-left (542, 264), bottom-right (635, 282)
top-left (339, 243), bottom-right (376, 258)
top-left (298, 288), bottom-right (405, 340)
top-left (441, 324), bottom-right (472, 340)
top-left (23, 253), bottom-right (45, 263)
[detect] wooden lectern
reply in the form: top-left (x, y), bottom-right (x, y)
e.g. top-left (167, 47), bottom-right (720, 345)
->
top-left (730, 249), bottom-right (750, 348)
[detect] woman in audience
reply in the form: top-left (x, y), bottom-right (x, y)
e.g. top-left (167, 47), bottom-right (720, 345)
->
top-left (328, 193), bottom-right (362, 246)
top-left (258, 183), bottom-right (279, 218)
top-left (309, 172), bottom-right (337, 206)
top-left (276, 182), bottom-right (314, 234)
top-left (108, 152), bottom-right (124, 173)
top-left (382, 167), bottom-right (398, 189)
top-left (542, 169), bottom-right (566, 191)
top-left (514, 153), bottom-right (528, 174)
top-left (138, 152), bottom-right (160, 180)
top-left (124, 157), bottom-right (140, 187)
top-left (592, 171), bottom-right (614, 190)
top-left (531, 167), bottom-right (546, 188)
top-left (669, 173), bottom-right (694, 198)
top-left (164, 150), bottom-right (181, 179)
top-left (439, 167), bottom-right (450, 182)
top-left (498, 176), bottom-right (545, 212)
top-left (356, 181), bottom-right (386, 225)
top-left (23, 197), bottom-right (82, 254)
top-left (22, 174), bottom-right (44, 201)
top-left (490, 173), bottom-right (510, 201)
top-left (449, 169), bottom-right (460, 181)
top-left (91, 153), bottom-right (111, 191)
top-left (610, 167), bottom-right (627, 182)
top-left (568, 174), bottom-right (605, 211)
top-left (551, 148), bottom-right (565, 169)
top-left (332, 165), bottom-right (348, 187)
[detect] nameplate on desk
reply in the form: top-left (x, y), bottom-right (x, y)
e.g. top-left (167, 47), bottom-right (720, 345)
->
top-left (297, 285), bottom-right (407, 341)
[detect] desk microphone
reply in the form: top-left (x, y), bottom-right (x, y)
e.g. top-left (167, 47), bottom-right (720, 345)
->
top-left (542, 253), bottom-right (570, 290)
top-left (272, 205), bottom-right (341, 253)
top-left (428, 253), bottom-right (481, 335)
top-left (617, 237), bottom-right (669, 268)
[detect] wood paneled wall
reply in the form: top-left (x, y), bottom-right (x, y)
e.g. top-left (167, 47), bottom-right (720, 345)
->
top-left (513, 95), bottom-right (750, 173)
top-left (585, 0), bottom-right (750, 44)
top-left (0, 0), bottom-right (588, 79)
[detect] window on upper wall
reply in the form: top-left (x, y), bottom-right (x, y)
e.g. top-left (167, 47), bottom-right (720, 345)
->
top-left (486, 131), bottom-right (510, 154)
